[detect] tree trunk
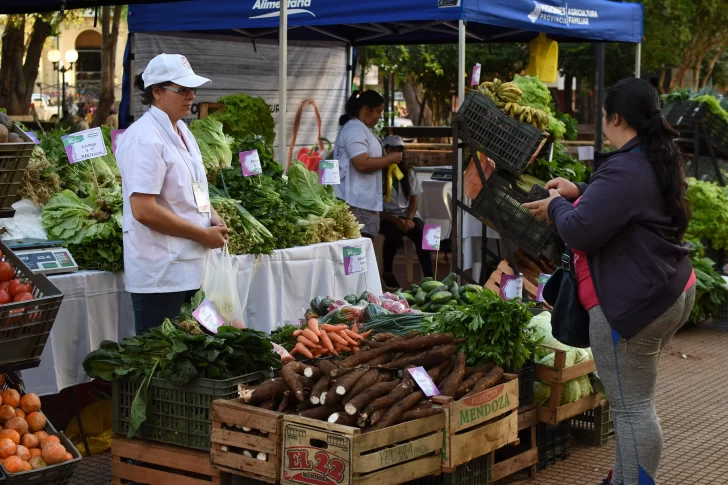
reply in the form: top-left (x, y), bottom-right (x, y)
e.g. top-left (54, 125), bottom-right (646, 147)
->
top-left (92, 6), bottom-right (123, 127)
top-left (658, 66), bottom-right (666, 94)
top-left (701, 40), bottom-right (728, 89)
top-left (563, 74), bottom-right (574, 115)
top-left (693, 52), bottom-right (705, 91)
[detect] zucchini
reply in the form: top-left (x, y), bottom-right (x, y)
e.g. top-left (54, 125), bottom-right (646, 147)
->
top-left (401, 292), bottom-right (416, 305)
top-left (421, 280), bottom-right (444, 292)
top-left (441, 272), bottom-right (457, 288)
top-left (449, 283), bottom-right (460, 301)
top-left (426, 285), bottom-right (447, 300)
top-left (410, 284), bottom-right (421, 294)
top-left (419, 277), bottom-right (434, 286)
top-left (431, 303), bottom-right (443, 311)
top-left (415, 290), bottom-right (428, 306)
top-left (430, 291), bottom-right (453, 304)
top-left (462, 291), bottom-right (479, 304)
top-left (438, 304), bottom-right (455, 312)
top-left (420, 301), bottom-right (433, 312)
top-left (462, 284), bottom-right (484, 295)
top-left (344, 294), bottom-right (358, 305)
top-left (446, 299), bottom-right (458, 306)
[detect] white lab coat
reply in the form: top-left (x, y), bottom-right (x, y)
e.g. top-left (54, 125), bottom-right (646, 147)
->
top-left (116, 106), bottom-right (211, 293)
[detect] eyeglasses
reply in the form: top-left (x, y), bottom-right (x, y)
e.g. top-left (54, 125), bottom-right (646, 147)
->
top-left (161, 86), bottom-right (197, 97)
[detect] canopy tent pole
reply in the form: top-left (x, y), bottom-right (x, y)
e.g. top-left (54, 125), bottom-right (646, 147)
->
top-left (635, 43), bottom-right (642, 78)
top-left (279, 0), bottom-right (288, 168)
top-left (453, 19), bottom-right (466, 274)
top-left (346, 45), bottom-right (353, 100)
top-left (595, 43), bottom-right (605, 152)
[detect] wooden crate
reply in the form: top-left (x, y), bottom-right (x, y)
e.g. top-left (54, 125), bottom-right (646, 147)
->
top-left (210, 399), bottom-right (283, 483)
top-left (491, 405), bottom-right (538, 482)
top-left (432, 374), bottom-right (519, 472)
top-left (112, 436), bottom-right (221, 485)
top-left (199, 102), bottom-right (224, 120)
top-left (281, 412), bottom-right (445, 485)
top-left (535, 347), bottom-right (603, 424)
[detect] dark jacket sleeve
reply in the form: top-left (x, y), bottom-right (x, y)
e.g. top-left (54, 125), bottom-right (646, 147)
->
top-left (547, 156), bottom-right (646, 252)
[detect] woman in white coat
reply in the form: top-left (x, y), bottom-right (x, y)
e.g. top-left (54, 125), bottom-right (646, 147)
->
top-left (116, 54), bottom-right (229, 334)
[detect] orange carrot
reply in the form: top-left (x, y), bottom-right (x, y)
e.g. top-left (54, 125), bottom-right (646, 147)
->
top-left (337, 330), bottom-right (358, 347)
top-left (320, 329), bottom-right (336, 355)
top-left (297, 335), bottom-right (318, 349)
top-left (302, 328), bottom-right (320, 343)
top-left (327, 331), bottom-right (348, 346)
top-left (358, 330), bottom-right (373, 338)
top-left (294, 342), bottom-right (313, 359)
top-left (321, 324), bottom-right (347, 332)
top-left (344, 329), bottom-right (363, 340)
top-left (293, 329), bottom-right (303, 337)
top-left (308, 318), bottom-right (322, 337)
top-left (350, 346), bottom-right (359, 353)
top-left (334, 344), bottom-right (352, 352)
top-left (290, 346), bottom-right (299, 356)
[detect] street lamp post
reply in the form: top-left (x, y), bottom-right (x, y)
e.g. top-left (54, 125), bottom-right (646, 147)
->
top-left (47, 49), bottom-right (78, 118)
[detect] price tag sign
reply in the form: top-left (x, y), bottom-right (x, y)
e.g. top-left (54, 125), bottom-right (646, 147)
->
top-left (422, 224), bottom-right (441, 251)
top-left (471, 63), bottom-right (482, 86)
top-left (500, 274), bottom-right (524, 301)
top-left (408, 367), bottom-right (440, 397)
top-left (192, 298), bottom-right (225, 334)
top-left (319, 160), bottom-right (340, 185)
top-left (25, 132), bottom-right (40, 144)
top-left (61, 127), bottom-right (107, 164)
top-left (240, 149), bottom-right (263, 176)
top-left (343, 245), bottom-right (367, 275)
top-left (536, 273), bottom-right (551, 303)
top-left (111, 129), bottom-right (126, 155)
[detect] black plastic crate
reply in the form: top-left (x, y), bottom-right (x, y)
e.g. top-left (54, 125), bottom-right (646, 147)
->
top-left (570, 402), bottom-right (615, 446)
top-left (506, 358), bottom-right (535, 407)
top-left (0, 125), bottom-right (34, 213)
top-left (404, 453), bottom-right (492, 485)
top-left (471, 173), bottom-right (557, 256)
top-left (702, 110), bottom-right (728, 157)
top-left (112, 370), bottom-right (272, 450)
top-left (456, 91), bottom-right (547, 175)
top-left (225, 473), bottom-right (271, 485)
top-left (710, 300), bottom-right (728, 331)
top-left (0, 239), bottom-right (64, 369)
top-left (685, 156), bottom-right (728, 183)
top-left (662, 100), bottom-right (702, 129)
top-left (536, 421), bottom-right (571, 471)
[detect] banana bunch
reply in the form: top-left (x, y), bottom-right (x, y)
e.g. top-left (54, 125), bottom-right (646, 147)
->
top-left (477, 78), bottom-right (523, 108)
top-left (504, 102), bottom-right (550, 131)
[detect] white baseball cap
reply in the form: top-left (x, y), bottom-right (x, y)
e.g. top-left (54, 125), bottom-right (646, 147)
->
top-left (383, 135), bottom-right (406, 148)
top-left (142, 54), bottom-right (211, 89)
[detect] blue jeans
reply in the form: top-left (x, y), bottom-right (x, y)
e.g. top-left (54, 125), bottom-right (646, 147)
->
top-left (130, 290), bottom-right (198, 335)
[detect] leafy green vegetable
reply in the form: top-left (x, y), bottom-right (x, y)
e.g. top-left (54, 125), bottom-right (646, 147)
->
top-left (694, 95), bottom-right (728, 125)
top-left (687, 240), bottom-right (728, 323)
top-left (83, 318), bottom-right (280, 436)
top-left (20, 146), bottom-right (62, 205)
top-left (270, 324), bottom-right (300, 352)
top-left (41, 189), bottom-right (123, 272)
top-left (229, 134), bottom-right (283, 179)
top-left (211, 93), bottom-right (275, 146)
top-left (685, 178), bottom-right (728, 251)
top-left (526, 143), bottom-right (590, 184)
top-left (189, 116), bottom-right (233, 175)
top-left (209, 187), bottom-right (276, 255)
top-left (554, 112), bottom-right (578, 141)
top-left (512, 75), bottom-right (552, 113)
top-left (422, 290), bottom-right (537, 370)
top-left (546, 114), bottom-right (566, 141)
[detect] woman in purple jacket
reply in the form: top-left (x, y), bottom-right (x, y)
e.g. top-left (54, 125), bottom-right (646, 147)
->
top-left (525, 78), bottom-right (695, 485)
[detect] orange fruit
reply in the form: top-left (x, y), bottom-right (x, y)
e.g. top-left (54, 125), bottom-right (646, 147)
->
top-left (13, 409), bottom-right (25, 419)
top-left (19, 394), bottom-right (40, 415)
top-left (41, 442), bottom-right (66, 465)
top-left (64, 452), bottom-right (73, 461)
top-left (26, 413), bottom-right (45, 433)
top-left (20, 433), bottom-right (38, 449)
top-left (0, 429), bottom-right (20, 445)
top-left (0, 405), bottom-right (15, 423)
top-left (2, 455), bottom-right (22, 473)
top-left (15, 445), bottom-right (29, 461)
top-left (0, 438), bottom-right (16, 459)
top-left (0, 390), bottom-right (19, 409)
top-left (21, 460), bottom-right (32, 471)
top-left (29, 456), bottom-right (46, 469)
top-left (3, 417), bottom-right (28, 436)
top-left (29, 448), bottom-right (41, 458)
top-left (39, 435), bottom-right (59, 449)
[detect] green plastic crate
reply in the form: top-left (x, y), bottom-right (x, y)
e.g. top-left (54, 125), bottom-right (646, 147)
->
top-left (112, 370), bottom-right (272, 450)
top-left (404, 453), bottom-right (492, 485)
top-left (570, 402), bottom-right (615, 446)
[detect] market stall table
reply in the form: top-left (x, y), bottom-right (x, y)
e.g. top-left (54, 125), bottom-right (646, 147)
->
top-left (20, 238), bottom-right (380, 395)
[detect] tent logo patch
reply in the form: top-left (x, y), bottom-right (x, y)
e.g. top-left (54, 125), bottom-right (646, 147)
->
top-left (251, 0), bottom-right (315, 19)
top-left (438, 0), bottom-right (461, 7)
top-left (527, 1), bottom-right (599, 26)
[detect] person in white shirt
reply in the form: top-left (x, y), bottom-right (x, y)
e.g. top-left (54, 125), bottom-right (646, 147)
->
top-left (378, 136), bottom-right (433, 289)
top-left (116, 53), bottom-right (229, 334)
top-left (333, 90), bottom-right (402, 237)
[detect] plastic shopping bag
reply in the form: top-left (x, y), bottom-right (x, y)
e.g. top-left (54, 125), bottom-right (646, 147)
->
top-left (200, 243), bottom-right (245, 329)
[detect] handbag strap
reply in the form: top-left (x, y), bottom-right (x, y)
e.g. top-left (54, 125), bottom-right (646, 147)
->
top-left (560, 244), bottom-right (574, 271)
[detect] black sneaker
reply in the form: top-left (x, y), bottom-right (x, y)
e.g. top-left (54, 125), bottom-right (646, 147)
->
top-left (600, 470), bottom-right (613, 485)
top-left (383, 272), bottom-right (400, 290)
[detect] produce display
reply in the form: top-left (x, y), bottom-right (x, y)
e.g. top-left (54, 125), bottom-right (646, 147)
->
top-left (685, 178), bottom-right (728, 251)
top-left (209, 93), bottom-right (276, 144)
top-left (524, 142), bottom-right (591, 185)
top-left (209, 187), bottom-right (276, 255)
top-left (238, 333), bottom-right (504, 431)
top-left (0, 384), bottom-right (75, 474)
top-left (189, 116), bottom-right (233, 176)
top-left (0, 249), bottom-right (37, 307)
top-left (19, 146), bottom-right (62, 206)
top-left (686, 240), bottom-right (727, 324)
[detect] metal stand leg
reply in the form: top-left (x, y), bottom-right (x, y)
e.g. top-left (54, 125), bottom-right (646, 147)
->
top-left (70, 387), bottom-right (91, 457)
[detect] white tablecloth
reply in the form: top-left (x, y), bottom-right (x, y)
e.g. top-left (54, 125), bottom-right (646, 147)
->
top-left (21, 238), bottom-right (380, 396)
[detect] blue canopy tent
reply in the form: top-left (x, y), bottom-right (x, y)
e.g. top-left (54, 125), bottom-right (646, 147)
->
top-left (0, 0), bottom-right (185, 14)
top-left (125, 0), bottom-right (644, 158)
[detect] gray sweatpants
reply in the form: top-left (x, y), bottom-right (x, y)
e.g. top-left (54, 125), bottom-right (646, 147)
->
top-left (589, 286), bottom-right (696, 485)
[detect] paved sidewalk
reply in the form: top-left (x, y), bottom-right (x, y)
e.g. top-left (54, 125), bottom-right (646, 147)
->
top-left (498, 325), bottom-right (728, 484)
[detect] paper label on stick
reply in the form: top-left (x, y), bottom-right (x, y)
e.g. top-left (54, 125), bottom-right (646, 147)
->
top-left (192, 298), bottom-right (225, 334)
top-left (471, 64), bottom-right (482, 86)
top-left (240, 149), bottom-right (263, 176)
top-left (25, 132), bottom-right (40, 144)
top-left (61, 127), bottom-right (107, 164)
top-left (536, 273), bottom-right (551, 303)
top-left (499, 273), bottom-right (523, 301)
top-left (319, 160), bottom-right (340, 185)
top-left (111, 129), bottom-right (126, 154)
top-left (343, 245), bottom-right (367, 275)
top-left (408, 367), bottom-right (440, 397)
top-left (422, 224), bottom-right (441, 251)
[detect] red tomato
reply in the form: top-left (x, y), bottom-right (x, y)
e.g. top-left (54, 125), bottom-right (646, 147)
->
top-left (13, 293), bottom-right (33, 303)
top-left (0, 262), bottom-right (14, 282)
top-left (0, 290), bottom-right (10, 305)
top-left (8, 279), bottom-right (32, 298)
top-left (0, 281), bottom-right (10, 292)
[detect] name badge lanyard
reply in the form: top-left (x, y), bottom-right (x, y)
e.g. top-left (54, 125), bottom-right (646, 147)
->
top-left (150, 110), bottom-right (210, 213)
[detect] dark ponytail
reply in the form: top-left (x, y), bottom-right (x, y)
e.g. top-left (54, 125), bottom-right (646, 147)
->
top-left (339, 90), bottom-right (385, 126)
top-left (135, 74), bottom-right (170, 106)
top-left (603, 78), bottom-right (691, 241)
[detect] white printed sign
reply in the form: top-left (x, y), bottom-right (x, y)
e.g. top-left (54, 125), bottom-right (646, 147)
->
top-left (61, 127), bottom-right (107, 164)
top-left (343, 245), bottom-right (367, 276)
top-left (422, 225), bottom-right (442, 251)
top-left (319, 160), bottom-right (340, 185)
top-left (240, 149), bottom-right (263, 176)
